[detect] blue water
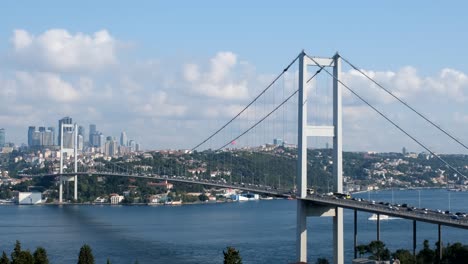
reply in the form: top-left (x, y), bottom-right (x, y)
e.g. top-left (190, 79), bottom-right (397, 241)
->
top-left (0, 189), bottom-right (467, 263)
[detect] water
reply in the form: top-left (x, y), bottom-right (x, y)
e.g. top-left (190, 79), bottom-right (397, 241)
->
top-left (0, 189), bottom-right (467, 263)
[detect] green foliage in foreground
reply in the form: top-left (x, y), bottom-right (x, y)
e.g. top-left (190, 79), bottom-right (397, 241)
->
top-left (77, 244), bottom-right (94, 264)
top-left (223, 247), bottom-right (242, 264)
top-left (356, 239), bottom-right (468, 264)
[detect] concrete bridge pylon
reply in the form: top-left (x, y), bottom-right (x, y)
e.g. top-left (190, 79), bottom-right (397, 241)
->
top-left (296, 51), bottom-right (343, 264)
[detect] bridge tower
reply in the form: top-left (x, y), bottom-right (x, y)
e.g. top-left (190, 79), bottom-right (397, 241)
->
top-left (296, 52), bottom-right (344, 264)
top-left (59, 123), bottom-right (78, 203)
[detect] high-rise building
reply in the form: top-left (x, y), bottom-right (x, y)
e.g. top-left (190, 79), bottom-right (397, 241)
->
top-left (273, 138), bottom-right (283, 146)
top-left (48, 127), bottom-right (55, 145)
top-left (89, 124), bottom-right (96, 146)
top-left (129, 140), bottom-right (136, 152)
top-left (78, 126), bottom-right (85, 137)
top-left (99, 134), bottom-right (105, 148)
top-left (58, 117), bottom-right (72, 146)
top-left (28, 126), bottom-right (35, 147)
top-left (0, 128), bottom-right (5, 147)
top-left (27, 126), bottom-right (55, 147)
top-left (41, 127), bottom-right (54, 146)
top-left (120, 131), bottom-right (127, 147)
top-left (78, 135), bottom-right (84, 151)
top-left (104, 137), bottom-right (118, 156)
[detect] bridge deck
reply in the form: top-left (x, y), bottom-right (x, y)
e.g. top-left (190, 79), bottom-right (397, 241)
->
top-left (301, 195), bottom-right (468, 230)
top-left (21, 172), bottom-right (468, 229)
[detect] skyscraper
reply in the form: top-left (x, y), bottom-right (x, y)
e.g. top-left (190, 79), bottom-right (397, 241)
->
top-left (120, 131), bottom-right (127, 147)
top-left (48, 127), bottom-right (55, 145)
top-left (104, 137), bottom-right (118, 156)
top-left (89, 124), bottom-right (96, 146)
top-left (78, 126), bottom-right (85, 137)
top-left (0, 128), bottom-right (5, 147)
top-left (27, 126), bottom-right (55, 147)
top-left (58, 116), bottom-right (72, 146)
top-left (28, 126), bottom-right (35, 147)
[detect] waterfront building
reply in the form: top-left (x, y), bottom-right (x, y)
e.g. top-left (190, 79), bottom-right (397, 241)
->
top-left (17, 192), bottom-right (42, 205)
top-left (110, 194), bottom-right (124, 204)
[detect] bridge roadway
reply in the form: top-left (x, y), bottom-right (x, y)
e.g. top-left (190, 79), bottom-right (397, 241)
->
top-left (21, 172), bottom-right (468, 230)
top-left (302, 195), bottom-right (468, 230)
top-left (20, 172), bottom-right (290, 197)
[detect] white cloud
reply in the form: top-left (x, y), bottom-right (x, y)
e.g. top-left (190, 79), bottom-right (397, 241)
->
top-left (14, 71), bottom-right (80, 102)
top-left (342, 66), bottom-right (468, 105)
top-left (183, 51), bottom-right (250, 100)
top-left (11, 29), bottom-right (117, 72)
top-left (2, 31), bottom-right (468, 152)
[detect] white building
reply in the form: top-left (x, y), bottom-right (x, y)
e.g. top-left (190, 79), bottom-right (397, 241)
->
top-left (17, 192), bottom-right (42, 205)
top-left (110, 194), bottom-right (124, 204)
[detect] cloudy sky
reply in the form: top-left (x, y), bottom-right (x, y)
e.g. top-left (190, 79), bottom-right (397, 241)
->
top-left (0, 1), bottom-right (467, 153)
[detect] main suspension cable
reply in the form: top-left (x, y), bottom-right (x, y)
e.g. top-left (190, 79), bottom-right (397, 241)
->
top-left (306, 54), bottom-right (466, 178)
top-left (191, 52), bottom-right (302, 151)
top-left (341, 55), bottom-right (468, 151)
top-left (216, 65), bottom-right (325, 151)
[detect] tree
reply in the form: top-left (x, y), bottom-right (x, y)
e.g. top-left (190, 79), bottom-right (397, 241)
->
top-left (106, 258), bottom-right (111, 264)
top-left (33, 247), bottom-right (49, 264)
top-left (417, 240), bottom-right (435, 264)
top-left (315, 258), bottom-right (329, 264)
top-left (367, 241), bottom-right (390, 261)
top-left (11, 241), bottom-right (21, 263)
top-left (356, 245), bottom-right (368, 258)
top-left (77, 244), bottom-right (94, 264)
top-left (0, 252), bottom-right (10, 264)
top-left (223, 247), bottom-right (242, 264)
top-left (442, 242), bottom-right (468, 264)
top-left (393, 249), bottom-right (414, 264)
top-left (198, 194), bottom-right (209, 202)
top-left (12, 251), bottom-right (33, 264)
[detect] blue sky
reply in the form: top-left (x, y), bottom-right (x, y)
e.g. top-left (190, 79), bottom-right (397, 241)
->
top-left (3, 1), bottom-right (468, 72)
top-left (0, 1), bottom-right (467, 153)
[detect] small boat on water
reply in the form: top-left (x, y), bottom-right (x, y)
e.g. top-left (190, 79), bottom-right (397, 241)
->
top-left (368, 214), bottom-right (400, 221)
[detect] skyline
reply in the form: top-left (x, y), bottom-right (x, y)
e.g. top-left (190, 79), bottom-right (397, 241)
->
top-left (0, 1), bottom-right (467, 153)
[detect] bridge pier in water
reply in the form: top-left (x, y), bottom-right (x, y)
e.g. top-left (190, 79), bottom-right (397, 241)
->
top-left (296, 52), bottom-right (344, 264)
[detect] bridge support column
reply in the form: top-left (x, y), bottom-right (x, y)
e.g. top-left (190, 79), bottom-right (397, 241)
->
top-left (296, 200), bottom-right (307, 262)
top-left (354, 209), bottom-right (357, 259)
top-left (438, 224), bottom-right (442, 261)
top-left (74, 123), bottom-right (78, 202)
top-left (59, 177), bottom-right (63, 203)
top-left (333, 207), bottom-right (344, 264)
top-left (413, 220), bottom-right (417, 259)
top-left (376, 214), bottom-right (380, 241)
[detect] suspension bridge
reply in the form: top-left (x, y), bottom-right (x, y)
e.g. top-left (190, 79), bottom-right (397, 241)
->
top-left (20, 51), bottom-right (467, 263)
